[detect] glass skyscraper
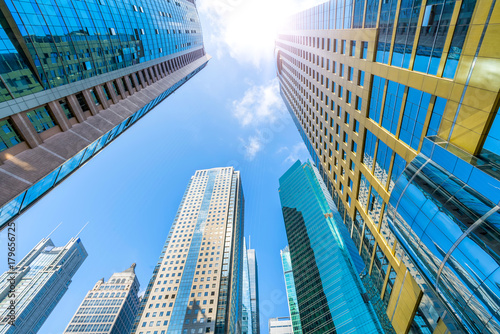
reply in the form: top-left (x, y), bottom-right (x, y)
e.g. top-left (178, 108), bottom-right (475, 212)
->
top-left (0, 237), bottom-right (87, 333)
top-left (279, 160), bottom-right (384, 333)
top-left (131, 167), bottom-right (245, 334)
top-left (280, 246), bottom-right (302, 334)
top-left (276, 1), bottom-right (500, 333)
top-left (247, 247), bottom-right (259, 334)
top-left (63, 263), bottom-right (141, 333)
top-left (0, 0), bottom-right (209, 230)
top-left (242, 239), bottom-right (253, 334)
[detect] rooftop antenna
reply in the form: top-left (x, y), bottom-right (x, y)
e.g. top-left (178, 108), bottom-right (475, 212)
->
top-left (46, 222), bottom-right (63, 239)
top-left (75, 221), bottom-right (89, 238)
top-left (249, 235), bottom-right (251, 249)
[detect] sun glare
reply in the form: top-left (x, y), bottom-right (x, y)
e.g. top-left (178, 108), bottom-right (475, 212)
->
top-left (213, 0), bottom-right (325, 67)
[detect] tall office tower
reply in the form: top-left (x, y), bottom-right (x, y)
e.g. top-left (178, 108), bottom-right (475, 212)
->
top-left (242, 239), bottom-right (253, 334)
top-left (0, 0), bottom-right (209, 230)
top-left (276, 1), bottom-right (500, 333)
top-left (63, 263), bottom-right (140, 334)
top-left (0, 237), bottom-right (87, 333)
top-left (131, 167), bottom-right (244, 334)
top-left (268, 317), bottom-right (293, 334)
top-left (247, 248), bottom-right (260, 333)
top-left (279, 160), bottom-right (384, 333)
top-left (280, 247), bottom-right (302, 334)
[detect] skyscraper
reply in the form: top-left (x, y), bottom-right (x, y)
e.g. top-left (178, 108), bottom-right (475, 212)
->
top-left (242, 239), bottom-right (253, 334)
top-left (279, 160), bottom-right (384, 333)
top-left (0, 0), bottom-right (209, 230)
top-left (0, 237), bottom-right (87, 333)
top-left (63, 263), bottom-right (141, 333)
top-left (280, 247), bottom-right (301, 334)
top-left (276, 1), bottom-right (500, 333)
top-left (131, 167), bottom-right (245, 334)
top-left (247, 247), bottom-right (260, 334)
top-left (268, 317), bottom-right (293, 334)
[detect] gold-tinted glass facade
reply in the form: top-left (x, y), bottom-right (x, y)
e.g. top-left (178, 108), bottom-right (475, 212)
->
top-left (276, 0), bottom-right (500, 333)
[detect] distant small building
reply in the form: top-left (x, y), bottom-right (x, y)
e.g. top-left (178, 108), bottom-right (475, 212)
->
top-left (63, 263), bottom-right (140, 334)
top-left (268, 317), bottom-right (293, 334)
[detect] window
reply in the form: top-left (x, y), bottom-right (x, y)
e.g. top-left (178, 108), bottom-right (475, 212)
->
top-left (350, 41), bottom-right (356, 56)
top-left (0, 120), bottom-right (22, 152)
top-left (400, 88), bottom-right (431, 149)
top-left (369, 76), bottom-right (386, 123)
top-left (59, 99), bottom-right (74, 119)
top-left (341, 39), bottom-right (346, 54)
top-left (358, 70), bottom-right (365, 86)
top-left (354, 119), bottom-right (359, 133)
top-left (89, 89), bottom-right (100, 106)
top-left (76, 93), bottom-right (90, 112)
top-left (361, 41), bottom-right (368, 59)
top-left (356, 96), bottom-right (362, 111)
top-left (382, 80), bottom-right (405, 135)
top-left (350, 160), bottom-right (356, 171)
top-left (26, 106), bottom-right (56, 133)
top-left (414, 1), bottom-right (455, 75)
top-left (102, 85), bottom-right (111, 101)
top-left (348, 66), bottom-right (354, 81)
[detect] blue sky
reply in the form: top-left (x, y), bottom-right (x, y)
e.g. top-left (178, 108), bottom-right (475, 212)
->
top-left (0, 0), bottom-right (324, 332)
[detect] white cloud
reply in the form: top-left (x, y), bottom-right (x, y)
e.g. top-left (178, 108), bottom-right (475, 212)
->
top-left (232, 78), bottom-right (285, 127)
top-left (283, 142), bottom-right (309, 164)
top-left (241, 135), bottom-right (263, 161)
top-left (198, 0), bottom-right (327, 67)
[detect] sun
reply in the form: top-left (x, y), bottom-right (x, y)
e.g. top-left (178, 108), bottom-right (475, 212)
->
top-left (200, 0), bottom-right (327, 67)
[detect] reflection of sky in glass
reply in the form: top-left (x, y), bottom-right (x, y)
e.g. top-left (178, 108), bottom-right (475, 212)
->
top-left (392, 0), bottom-right (422, 69)
top-left (369, 76), bottom-right (385, 122)
top-left (413, 0), bottom-right (455, 75)
top-left (400, 88), bottom-right (431, 150)
top-left (482, 106), bottom-right (500, 156)
top-left (388, 152), bottom-right (500, 333)
top-left (443, 0), bottom-right (477, 78)
top-left (381, 80), bottom-right (404, 134)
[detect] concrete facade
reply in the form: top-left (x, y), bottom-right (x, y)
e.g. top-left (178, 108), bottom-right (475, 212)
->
top-left (131, 167), bottom-right (245, 334)
top-left (63, 264), bottom-right (141, 334)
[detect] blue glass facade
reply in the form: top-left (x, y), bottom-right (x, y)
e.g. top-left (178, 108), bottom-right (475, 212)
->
top-left (0, 237), bottom-right (87, 333)
top-left (242, 240), bottom-right (253, 334)
top-left (0, 0), bottom-right (208, 232)
top-left (280, 246), bottom-right (302, 334)
top-left (0, 0), bottom-right (203, 101)
top-left (0, 61), bottom-right (207, 230)
top-left (279, 160), bottom-right (384, 334)
top-left (386, 137), bottom-right (500, 333)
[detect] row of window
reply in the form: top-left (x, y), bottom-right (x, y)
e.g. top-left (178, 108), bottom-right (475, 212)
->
top-left (0, 53), bottom-right (191, 153)
top-left (65, 323), bottom-right (112, 332)
top-left (280, 34), bottom-right (368, 61)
